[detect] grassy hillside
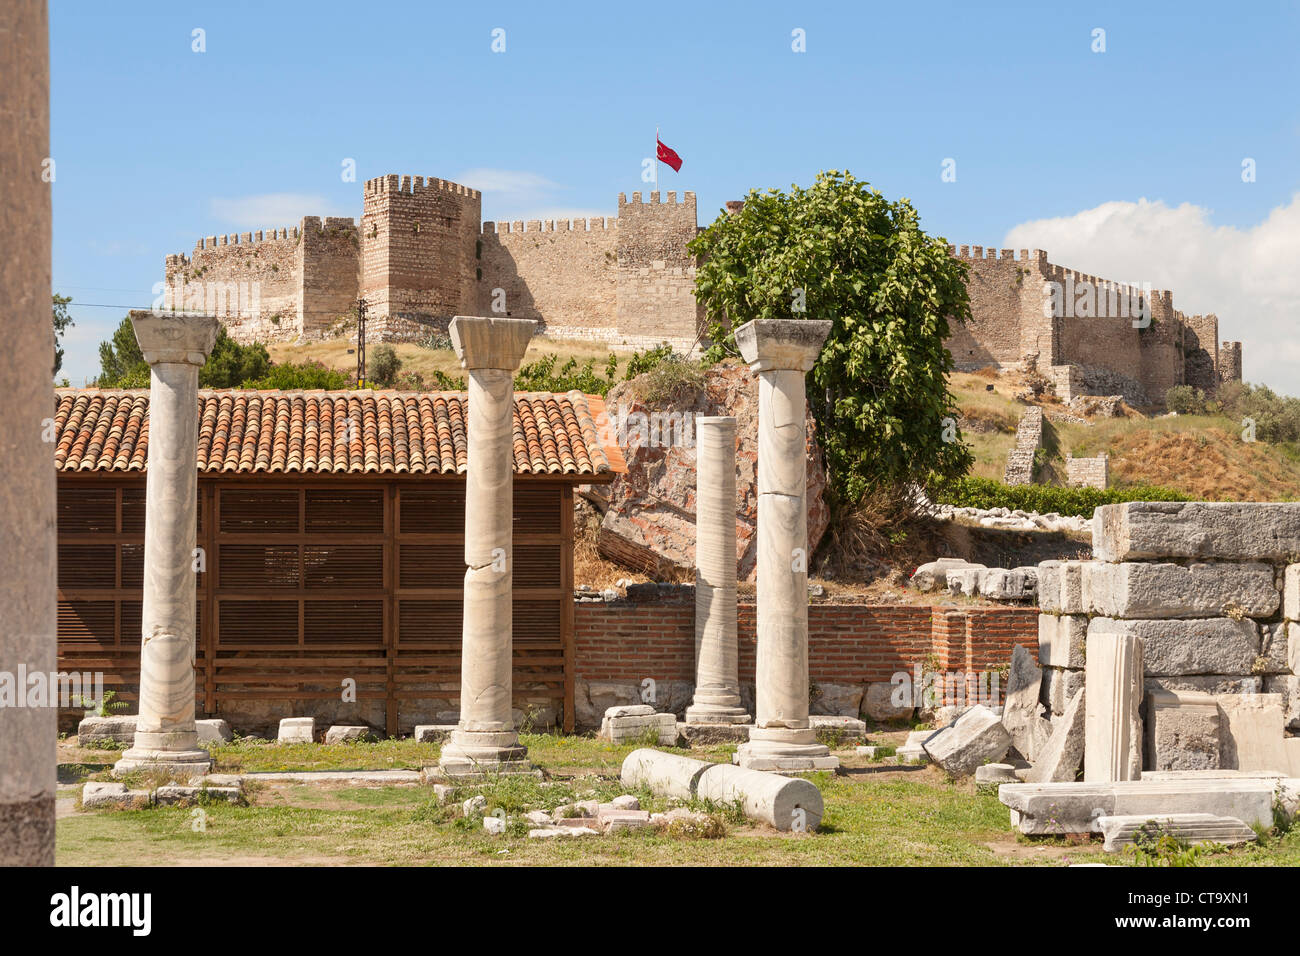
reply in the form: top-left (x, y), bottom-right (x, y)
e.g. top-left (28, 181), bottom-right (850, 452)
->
top-left (950, 371), bottom-right (1300, 502)
top-left (267, 336), bottom-right (640, 385)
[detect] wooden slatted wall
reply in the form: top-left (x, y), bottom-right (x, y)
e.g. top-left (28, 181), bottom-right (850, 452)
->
top-left (56, 475), bottom-right (575, 735)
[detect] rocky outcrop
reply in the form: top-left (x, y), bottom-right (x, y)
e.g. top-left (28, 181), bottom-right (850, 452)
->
top-left (596, 363), bottom-right (828, 581)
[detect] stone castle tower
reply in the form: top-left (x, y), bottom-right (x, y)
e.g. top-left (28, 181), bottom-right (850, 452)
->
top-left (163, 174), bottom-right (1242, 403)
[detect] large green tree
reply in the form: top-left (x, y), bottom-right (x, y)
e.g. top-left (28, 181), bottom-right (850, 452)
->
top-left (689, 170), bottom-right (973, 507)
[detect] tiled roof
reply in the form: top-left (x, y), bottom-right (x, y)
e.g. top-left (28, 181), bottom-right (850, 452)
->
top-left (53, 389), bottom-right (626, 478)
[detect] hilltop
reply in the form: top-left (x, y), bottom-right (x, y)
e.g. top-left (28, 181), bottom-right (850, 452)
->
top-left (950, 369), bottom-right (1300, 502)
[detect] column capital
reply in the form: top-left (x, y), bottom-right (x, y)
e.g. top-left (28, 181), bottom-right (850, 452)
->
top-left (129, 311), bottom-right (219, 366)
top-left (734, 319), bottom-right (831, 373)
top-left (450, 316), bottom-right (537, 371)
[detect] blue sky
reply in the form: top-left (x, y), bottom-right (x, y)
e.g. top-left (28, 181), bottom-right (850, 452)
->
top-left (50, 1), bottom-right (1300, 391)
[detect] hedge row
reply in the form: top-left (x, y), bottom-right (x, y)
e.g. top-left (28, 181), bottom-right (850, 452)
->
top-left (927, 476), bottom-right (1189, 518)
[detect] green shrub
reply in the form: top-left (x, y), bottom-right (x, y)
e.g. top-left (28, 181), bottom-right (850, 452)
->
top-left (369, 344), bottom-right (401, 387)
top-left (514, 353), bottom-right (619, 395)
top-left (1165, 384), bottom-right (1206, 415)
top-left (244, 360), bottom-right (349, 390)
top-left (928, 475), bottom-right (1188, 517)
top-left (1217, 381), bottom-right (1300, 444)
top-left (622, 343), bottom-right (676, 380)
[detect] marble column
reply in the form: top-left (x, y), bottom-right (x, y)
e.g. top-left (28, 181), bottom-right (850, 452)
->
top-left (115, 311), bottom-right (218, 776)
top-left (438, 315), bottom-right (538, 777)
top-left (733, 319), bottom-right (838, 772)
top-left (0, 0), bottom-right (55, 865)
top-left (684, 417), bottom-right (750, 725)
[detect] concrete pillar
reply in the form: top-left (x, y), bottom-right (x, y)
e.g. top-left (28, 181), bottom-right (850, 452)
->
top-left (1083, 629), bottom-right (1144, 782)
top-left (0, 0), bottom-right (55, 865)
top-left (437, 315), bottom-right (538, 777)
top-left (685, 416), bottom-right (749, 725)
top-left (731, 319), bottom-right (838, 772)
top-left (115, 312), bottom-right (218, 776)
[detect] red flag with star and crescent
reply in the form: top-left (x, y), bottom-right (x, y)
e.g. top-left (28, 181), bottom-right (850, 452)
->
top-left (656, 137), bottom-right (682, 172)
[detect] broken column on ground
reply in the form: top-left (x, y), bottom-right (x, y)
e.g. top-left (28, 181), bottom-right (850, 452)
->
top-left (437, 316), bottom-right (539, 778)
top-left (115, 312), bottom-right (219, 776)
top-left (684, 415), bottom-right (750, 728)
top-left (0, 0), bottom-right (56, 865)
top-left (732, 319), bottom-right (838, 772)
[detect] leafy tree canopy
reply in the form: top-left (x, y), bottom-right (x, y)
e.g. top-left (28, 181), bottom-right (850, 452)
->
top-left (53, 294), bottom-right (74, 377)
top-left (688, 170), bottom-right (974, 506)
top-left (95, 315), bottom-right (276, 389)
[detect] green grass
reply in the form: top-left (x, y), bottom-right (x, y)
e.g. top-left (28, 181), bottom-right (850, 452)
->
top-left (56, 733), bottom-right (1300, 867)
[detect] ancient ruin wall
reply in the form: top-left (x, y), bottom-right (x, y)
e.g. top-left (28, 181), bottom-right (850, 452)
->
top-left (477, 216), bottom-right (619, 336)
top-left (360, 175), bottom-right (480, 333)
top-left (1065, 454), bottom-right (1109, 489)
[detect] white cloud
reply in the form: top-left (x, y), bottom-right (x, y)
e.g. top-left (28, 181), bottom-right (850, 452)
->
top-left (209, 193), bottom-right (347, 227)
top-left (452, 168), bottom-right (611, 224)
top-left (1003, 195), bottom-right (1300, 396)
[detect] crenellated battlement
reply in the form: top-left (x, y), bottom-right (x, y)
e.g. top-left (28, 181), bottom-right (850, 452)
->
top-left (483, 216), bottom-right (617, 235)
top-left (949, 245), bottom-right (1047, 263)
top-left (183, 216), bottom-right (356, 255)
top-left (364, 174), bottom-right (480, 200)
top-left (617, 190), bottom-right (697, 210)
top-left (193, 226), bottom-right (298, 251)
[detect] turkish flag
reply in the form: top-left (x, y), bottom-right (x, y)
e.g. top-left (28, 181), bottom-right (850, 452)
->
top-left (656, 137), bottom-right (683, 172)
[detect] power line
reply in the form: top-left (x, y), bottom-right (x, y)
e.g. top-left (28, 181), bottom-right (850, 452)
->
top-left (55, 301), bottom-right (371, 319)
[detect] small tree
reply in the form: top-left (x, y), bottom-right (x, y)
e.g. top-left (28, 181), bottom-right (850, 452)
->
top-left (95, 316), bottom-right (273, 389)
top-left (53, 294), bottom-right (74, 377)
top-left (369, 343), bottom-right (401, 387)
top-left (689, 170), bottom-right (973, 507)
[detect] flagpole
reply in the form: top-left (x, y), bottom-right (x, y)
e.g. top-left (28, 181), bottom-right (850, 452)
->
top-left (654, 124), bottom-right (659, 198)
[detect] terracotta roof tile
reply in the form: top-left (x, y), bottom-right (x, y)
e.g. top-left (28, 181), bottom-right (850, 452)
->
top-left (54, 388), bottom-right (623, 478)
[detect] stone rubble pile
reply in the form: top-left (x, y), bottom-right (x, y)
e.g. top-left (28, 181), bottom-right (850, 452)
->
top-left (1040, 501), bottom-right (1300, 777)
top-left (928, 505), bottom-right (1092, 535)
top-left (987, 501), bottom-right (1300, 850)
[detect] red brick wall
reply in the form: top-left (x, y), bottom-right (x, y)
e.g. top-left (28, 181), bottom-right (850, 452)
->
top-left (574, 600), bottom-right (1037, 685)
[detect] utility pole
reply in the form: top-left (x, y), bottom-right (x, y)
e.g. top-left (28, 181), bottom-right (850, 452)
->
top-left (356, 297), bottom-right (367, 387)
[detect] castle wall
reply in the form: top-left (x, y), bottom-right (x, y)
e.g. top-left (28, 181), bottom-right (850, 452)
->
top-left (1138, 290), bottom-right (1185, 400)
top-left (946, 247), bottom-right (1050, 370)
top-left (296, 216), bottom-right (360, 336)
top-left (360, 174), bottom-right (480, 333)
top-left (1182, 313), bottom-right (1219, 392)
top-left (477, 216), bottom-right (619, 335)
top-left (165, 227), bottom-right (305, 343)
top-left (1219, 341), bottom-right (1243, 384)
top-left (162, 173), bottom-right (1242, 391)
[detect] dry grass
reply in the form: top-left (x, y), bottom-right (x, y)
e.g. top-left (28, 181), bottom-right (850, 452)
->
top-left (267, 336), bottom-right (639, 386)
top-left (951, 371), bottom-right (1300, 501)
top-left (572, 503), bottom-right (654, 590)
